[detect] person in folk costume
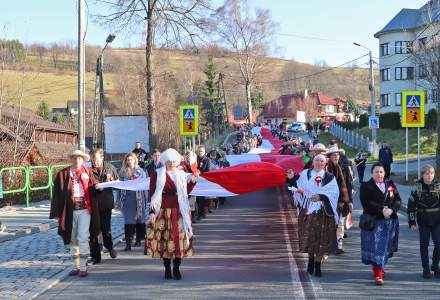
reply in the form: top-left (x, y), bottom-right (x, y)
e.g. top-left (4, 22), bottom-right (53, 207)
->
top-left (303, 143), bottom-right (328, 169)
top-left (50, 150), bottom-right (100, 277)
top-left (288, 154), bottom-right (340, 277)
top-left (180, 150), bottom-right (199, 224)
top-left (408, 164), bottom-right (440, 279)
top-left (89, 148), bottom-right (119, 264)
top-left (326, 146), bottom-right (352, 255)
top-left (117, 153), bottom-right (148, 251)
top-left (360, 162), bottom-right (401, 286)
top-left (145, 148), bottom-right (199, 280)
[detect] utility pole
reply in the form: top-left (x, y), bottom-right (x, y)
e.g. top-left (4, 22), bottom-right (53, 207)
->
top-left (354, 42), bottom-right (377, 155)
top-left (368, 50), bottom-right (377, 155)
top-left (78, 0), bottom-right (86, 151)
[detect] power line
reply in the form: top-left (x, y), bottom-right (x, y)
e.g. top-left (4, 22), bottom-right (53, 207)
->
top-left (224, 54), bottom-right (368, 85)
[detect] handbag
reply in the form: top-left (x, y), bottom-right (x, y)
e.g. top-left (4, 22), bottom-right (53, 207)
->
top-left (359, 213), bottom-right (376, 231)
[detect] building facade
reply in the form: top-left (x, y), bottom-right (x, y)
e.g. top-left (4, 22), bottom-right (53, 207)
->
top-left (375, 1), bottom-right (439, 115)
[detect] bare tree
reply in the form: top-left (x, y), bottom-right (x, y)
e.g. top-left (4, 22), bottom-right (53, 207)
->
top-left (410, 0), bottom-right (440, 175)
top-left (94, 0), bottom-right (211, 148)
top-left (50, 43), bottom-right (62, 69)
top-left (211, 0), bottom-right (276, 124)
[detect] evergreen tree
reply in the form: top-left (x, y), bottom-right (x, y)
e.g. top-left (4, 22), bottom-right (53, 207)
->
top-left (37, 100), bottom-right (51, 120)
top-left (203, 56), bottom-right (219, 132)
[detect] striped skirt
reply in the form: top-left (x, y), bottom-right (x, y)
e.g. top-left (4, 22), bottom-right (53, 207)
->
top-left (361, 218), bottom-right (399, 269)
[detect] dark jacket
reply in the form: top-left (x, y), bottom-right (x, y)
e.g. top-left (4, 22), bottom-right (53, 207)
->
top-left (197, 155), bottom-right (212, 173)
top-left (90, 162), bottom-right (119, 211)
top-left (408, 180), bottom-right (440, 227)
top-left (49, 167), bottom-right (100, 245)
top-left (379, 147), bottom-right (393, 165)
top-left (360, 178), bottom-right (401, 220)
top-left (340, 162), bottom-right (354, 202)
top-left (145, 160), bottom-right (163, 177)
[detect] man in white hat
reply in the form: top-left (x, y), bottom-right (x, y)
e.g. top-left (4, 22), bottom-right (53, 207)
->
top-left (50, 149), bottom-right (99, 277)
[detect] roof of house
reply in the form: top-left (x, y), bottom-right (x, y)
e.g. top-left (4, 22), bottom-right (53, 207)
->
top-left (1, 105), bottom-right (76, 133)
top-left (0, 140), bottom-right (34, 166)
top-left (259, 93), bottom-right (305, 118)
top-left (375, 3), bottom-right (440, 38)
top-left (34, 142), bottom-right (77, 163)
top-left (260, 92), bottom-right (346, 118)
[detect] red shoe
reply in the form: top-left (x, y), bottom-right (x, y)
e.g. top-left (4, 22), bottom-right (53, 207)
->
top-left (375, 277), bottom-right (384, 285)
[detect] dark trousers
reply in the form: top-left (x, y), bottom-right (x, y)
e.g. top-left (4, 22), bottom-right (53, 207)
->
top-left (90, 209), bottom-right (114, 262)
top-left (357, 165), bottom-right (366, 183)
top-left (135, 223), bottom-right (146, 242)
top-left (196, 197), bottom-right (207, 217)
top-left (383, 164), bottom-right (391, 180)
top-left (419, 223), bottom-right (440, 271)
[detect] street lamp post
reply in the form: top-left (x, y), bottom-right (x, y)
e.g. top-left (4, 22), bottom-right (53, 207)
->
top-left (354, 42), bottom-right (377, 155)
top-left (92, 34), bottom-right (116, 148)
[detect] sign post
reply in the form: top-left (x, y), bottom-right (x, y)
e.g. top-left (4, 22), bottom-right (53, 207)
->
top-left (179, 105), bottom-right (199, 137)
top-left (402, 91), bottom-right (425, 180)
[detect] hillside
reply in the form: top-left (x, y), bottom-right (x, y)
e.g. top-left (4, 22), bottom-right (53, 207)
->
top-left (0, 47), bottom-right (373, 115)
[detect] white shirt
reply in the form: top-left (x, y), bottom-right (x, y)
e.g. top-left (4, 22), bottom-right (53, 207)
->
top-left (70, 169), bottom-right (84, 198)
top-left (376, 182), bottom-right (385, 194)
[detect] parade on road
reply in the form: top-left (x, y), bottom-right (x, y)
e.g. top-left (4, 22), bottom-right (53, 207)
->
top-left (3, 0), bottom-right (440, 299)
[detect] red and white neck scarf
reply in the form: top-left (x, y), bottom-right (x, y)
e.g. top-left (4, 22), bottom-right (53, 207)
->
top-left (69, 166), bottom-right (92, 213)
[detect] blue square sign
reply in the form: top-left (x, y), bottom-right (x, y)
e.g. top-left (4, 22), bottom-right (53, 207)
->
top-left (183, 108), bottom-right (195, 120)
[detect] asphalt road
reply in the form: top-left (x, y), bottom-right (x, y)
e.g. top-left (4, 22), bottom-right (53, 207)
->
top-left (37, 187), bottom-right (311, 300)
top-left (36, 181), bottom-right (440, 300)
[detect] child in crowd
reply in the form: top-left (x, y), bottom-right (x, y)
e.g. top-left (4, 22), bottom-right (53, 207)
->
top-left (408, 165), bottom-right (440, 279)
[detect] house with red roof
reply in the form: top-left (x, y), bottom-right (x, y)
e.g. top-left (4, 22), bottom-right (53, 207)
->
top-left (259, 90), bottom-right (349, 124)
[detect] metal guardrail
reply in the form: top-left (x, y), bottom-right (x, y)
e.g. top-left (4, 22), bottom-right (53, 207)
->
top-left (0, 164), bottom-right (68, 207)
top-left (0, 161), bottom-right (124, 207)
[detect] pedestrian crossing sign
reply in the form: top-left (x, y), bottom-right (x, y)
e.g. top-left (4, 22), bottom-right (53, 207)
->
top-left (180, 105), bottom-right (199, 135)
top-left (402, 91), bottom-right (425, 128)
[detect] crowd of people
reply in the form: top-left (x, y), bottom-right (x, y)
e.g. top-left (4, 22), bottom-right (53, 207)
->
top-left (48, 124), bottom-right (439, 286)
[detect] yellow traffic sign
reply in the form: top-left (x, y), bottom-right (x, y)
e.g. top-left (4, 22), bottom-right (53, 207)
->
top-left (402, 91), bottom-right (425, 127)
top-left (180, 105), bottom-right (199, 136)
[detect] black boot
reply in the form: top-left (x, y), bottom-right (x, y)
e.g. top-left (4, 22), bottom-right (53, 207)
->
top-left (314, 261), bottom-right (322, 277)
top-left (307, 254), bottom-right (314, 275)
top-left (164, 259), bottom-right (172, 279)
top-left (124, 225), bottom-right (132, 251)
top-left (173, 258), bottom-right (182, 280)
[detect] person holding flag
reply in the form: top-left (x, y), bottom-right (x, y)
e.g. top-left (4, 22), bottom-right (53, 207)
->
top-left (289, 154), bottom-right (340, 277)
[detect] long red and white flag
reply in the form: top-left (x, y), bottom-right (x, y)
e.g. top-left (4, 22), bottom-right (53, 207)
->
top-left (97, 127), bottom-right (304, 197)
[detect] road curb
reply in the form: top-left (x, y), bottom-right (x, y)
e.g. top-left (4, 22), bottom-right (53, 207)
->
top-left (0, 220), bottom-right (58, 244)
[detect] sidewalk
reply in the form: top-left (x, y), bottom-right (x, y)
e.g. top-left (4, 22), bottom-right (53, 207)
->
top-left (0, 200), bottom-right (124, 299)
top-left (0, 200), bottom-right (58, 243)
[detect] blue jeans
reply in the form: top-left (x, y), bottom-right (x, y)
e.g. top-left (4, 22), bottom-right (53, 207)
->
top-left (419, 223), bottom-right (440, 271)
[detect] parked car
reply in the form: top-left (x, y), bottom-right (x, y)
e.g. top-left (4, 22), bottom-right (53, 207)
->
top-left (287, 123), bottom-right (306, 132)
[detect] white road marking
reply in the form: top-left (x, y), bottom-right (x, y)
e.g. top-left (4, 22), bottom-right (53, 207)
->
top-left (278, 187), bottom-right (306, 299)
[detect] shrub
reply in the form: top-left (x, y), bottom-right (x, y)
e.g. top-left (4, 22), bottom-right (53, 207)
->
top-left (426, 109), bottom-right (437, 129)
top-left (379, 112), bottom-right (401, 130)
top-left (359, 113), bottom-right (369, 128)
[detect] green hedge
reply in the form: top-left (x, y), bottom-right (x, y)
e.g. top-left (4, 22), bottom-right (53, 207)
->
top-left (359, 113), bottom-right (369, 128)
top-left (379, 112), bottom-right (401, 129)
top-left (426, 109), bottom-right (437, 129)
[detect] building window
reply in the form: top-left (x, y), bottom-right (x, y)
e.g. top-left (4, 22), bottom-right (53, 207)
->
top-left (419, 37), bottom-right (428, 50)
top-left (380, 43), bottom-right (389, 57)
top-left (381, 94), bottom-right (390, 107)
top-left (395, 93), bottom-right (402, 106)
top-left (419, 64), bottom-right (428, 78)
top-left (380, 68), bottom-right (390, 81)
top-left (395, 67), bottom-right (414, 80)
top-left (395, 41), bottom-right (413, 54)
